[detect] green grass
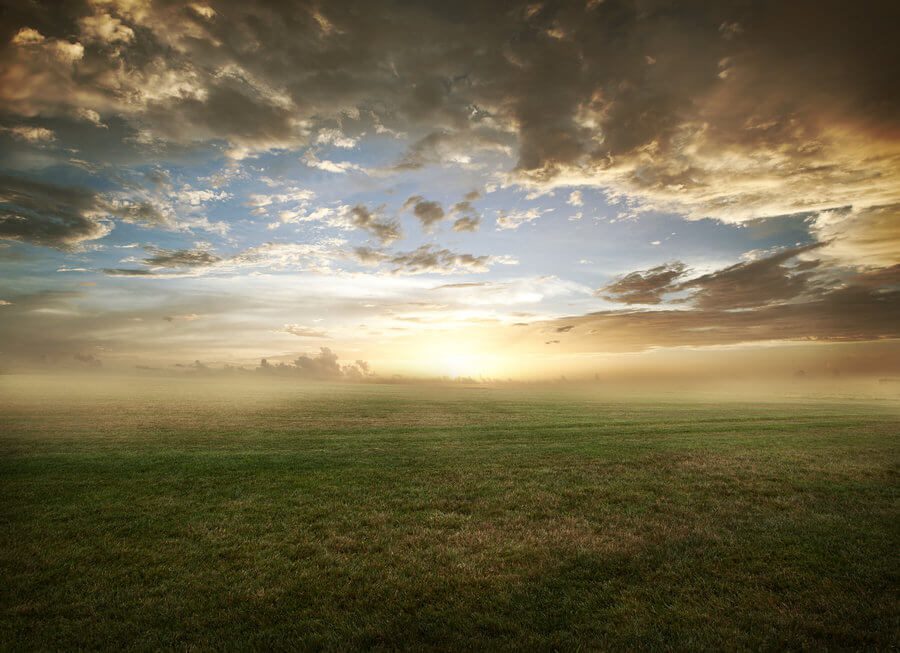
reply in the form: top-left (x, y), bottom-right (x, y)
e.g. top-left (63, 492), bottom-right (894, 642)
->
top-left (1, 377), bottom-right (898, 650)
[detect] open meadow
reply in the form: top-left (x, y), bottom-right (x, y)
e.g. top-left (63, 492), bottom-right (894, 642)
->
top-left (1, 375), bottom-right (898, 650)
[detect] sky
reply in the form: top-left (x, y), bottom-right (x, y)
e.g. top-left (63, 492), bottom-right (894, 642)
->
top-left (0, 0), bottom-right (898, 381)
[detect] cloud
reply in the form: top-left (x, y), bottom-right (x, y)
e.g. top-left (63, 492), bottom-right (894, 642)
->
top-left (315, 128), bottom-right (357, 148)
top-left (599, 262), bottom-right (690, 305)
top-left (102, 268), bottom-right (159, 277)
top-left (105, 199), bottom-right (173, 227)
top-left (394, 129), bottom-right (512, 170)
top-left (103, 239), bottom-right (349, 277)
top-left (75, 108), bottom-right (106, 127)
top-left (563, 247), bottom-right (899, 352)
top-left (353, 244), bottom-right (516, 275)
top-left (677, 244), bottom-right (825, 310)
top-left (452, 215), bottom-right (480, 232)
top-left (599, 245), bottom-right (825, 308)
top-left (0, 175), bottom-right (111, 249)
top-left (279, 324), bottom-right (329, 338)
top-left (1, 1), bottom-right (895, 262)
top-left (258, 347), bottom-right (371, 380)
top-left (546, 276), bottom-right (900, 353)
top-left (0, 169), bottom-right (228, 250)
top-left (73, 352), bottom-right (102, 367)
top-left (302, 149), bottom-right (366, 174)
top-left (432, 282), bottom-right (489, 290)
top-left (346, 205), bottom-right (401, 244)
top-left (143, 247), bottom-right (222, 268)
top-left (388, 246), bottom-right (491, 274)
top-left (567, 191), bottom-right (583, 207)
top-left (78, 13), bottom-right (135, 44)
top-left (496, 208), bottom-right (543, 230)
top-left (352, 246), bottom-right (387, 265)
top-left (812, 204), bottom-right (900, 267)
top-left (163, 313), bottom-right (201, 322)
top-left (174, 187), bottom-right (231, 206)
top-left (498, 2), bottom-right (900, 254)
top-left (403, 195), bottom-right (445, 230)
top-left (450, 196), bottom-right (481, 232)
top-left (1, 126), bottom-right (56, 142)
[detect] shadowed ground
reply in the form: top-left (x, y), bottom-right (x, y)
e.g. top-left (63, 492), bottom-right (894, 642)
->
top-left (1, 376), bottom-right (898, 650)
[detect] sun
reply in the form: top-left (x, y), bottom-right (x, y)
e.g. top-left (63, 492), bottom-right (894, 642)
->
top-left (441, 351), bottom-right (480, 379)
top-left (409, 336), bottom-right (512, 380)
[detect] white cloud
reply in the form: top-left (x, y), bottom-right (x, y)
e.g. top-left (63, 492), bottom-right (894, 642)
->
top-left (2, 126), bottom-right (55, 142)
top-left (175, 187), bottom-right (231, 206)
top-left (75, 108), bottom-right (106, 127)
top-left (10, 27), bottom-right (44, 45)
top-left (302, 149), bottom-right (365, 174)
top-left (315, 128), bottom-right (358, 149)
top-left (276, 206), bottom-right (337, 226)
top-left (496, 208), bottom-right (543, 230)
top-left (78, 13), bottom-right (135, 44)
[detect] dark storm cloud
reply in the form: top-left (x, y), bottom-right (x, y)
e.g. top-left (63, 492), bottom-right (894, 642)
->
top-left (143, 247), bottom-right (222, 268)
top-left (2, 0), bottom-right (898, 259)
top-left (599, 262), bottom-right (688, 305)
top-left (0, 174), bottom-right (111, 249)
top-left (549, 280), bottom-right (900, 352)
top-left (563, 251), bottom-right (900, 351)
top-left (101, 247), bottom-right (223, 276)
top-left (677, 244), bottom-right (825, 310)
top-left (600, 245), bottom-right (826, 309)
top-left (101, 268), bottom-right (159, 277)
top-left (0, 173), bottom-right (184, 250)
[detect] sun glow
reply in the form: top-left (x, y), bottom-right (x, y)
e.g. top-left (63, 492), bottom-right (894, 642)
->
top-left (441, 350), bottom-right (481, 379)
top-left (409, 339), bottom-right (501, 379)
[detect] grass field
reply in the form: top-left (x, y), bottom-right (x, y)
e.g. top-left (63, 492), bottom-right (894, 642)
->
top-left (1, 376), bottom-right (898, 650)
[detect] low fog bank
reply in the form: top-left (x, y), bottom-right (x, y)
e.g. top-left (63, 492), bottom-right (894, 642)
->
top-left (0, 347), bottom-right (376, 382)
top-left (3, 340), bottom-right (899, 405)
top-left (2, 371), bottom-right (899, 409)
